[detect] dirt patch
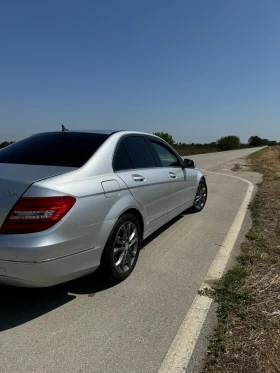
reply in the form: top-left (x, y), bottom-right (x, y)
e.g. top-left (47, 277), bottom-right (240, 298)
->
top-left (208, 157), bottom-right (250, 173)
top-left (201, 146), bottom-right (280, 373)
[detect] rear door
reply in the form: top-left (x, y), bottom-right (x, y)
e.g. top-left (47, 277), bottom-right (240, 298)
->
top-left (149, 140), bottom-right (194, 217)
top-left (113, 135), bottom-right (170, 231)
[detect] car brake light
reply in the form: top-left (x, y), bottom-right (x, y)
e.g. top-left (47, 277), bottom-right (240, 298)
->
top-left (0, 196), bottom-right (76, 234)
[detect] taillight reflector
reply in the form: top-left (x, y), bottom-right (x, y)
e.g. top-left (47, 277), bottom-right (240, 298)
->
top-left (0, 196), bottom-right (76, 234)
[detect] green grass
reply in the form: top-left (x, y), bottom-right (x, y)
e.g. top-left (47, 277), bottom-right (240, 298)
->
top-left (248, 198), bottom-right (262, 222)
top-left (199, 267), bottom-right (255, 372)
top-left (199, 267), bottom-right (254, 320)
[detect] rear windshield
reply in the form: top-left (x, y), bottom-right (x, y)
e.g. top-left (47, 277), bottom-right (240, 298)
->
top-left (0, 132), bottom-right (109, 168)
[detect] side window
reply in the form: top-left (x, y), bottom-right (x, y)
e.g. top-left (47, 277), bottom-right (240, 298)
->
top-left (122, 136), bottom-right (157, 169)
top-left (114, 143), bottom-right (133, 171)
top-left (152, 142), bottom-right (181, 167)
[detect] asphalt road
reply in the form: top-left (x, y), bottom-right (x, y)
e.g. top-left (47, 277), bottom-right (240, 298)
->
top-left (186, 147), bottom-right (263, 170)
top-left (0, 147), bottom-right (263, 373)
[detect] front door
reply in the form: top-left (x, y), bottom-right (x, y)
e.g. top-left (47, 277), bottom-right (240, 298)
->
top-left (149, 140), bottom-right (194, 217)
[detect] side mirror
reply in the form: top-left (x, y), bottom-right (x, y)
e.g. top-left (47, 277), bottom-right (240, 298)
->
top-left (184, 158), bottom-right (196, 168)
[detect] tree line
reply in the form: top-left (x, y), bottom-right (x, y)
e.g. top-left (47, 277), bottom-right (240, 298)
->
top-left (0, 141), bottom-right (14, 149)
top-left (153, 132), bottom-right (279, 151)
top-left (248, 136), bottom-right (278, 147)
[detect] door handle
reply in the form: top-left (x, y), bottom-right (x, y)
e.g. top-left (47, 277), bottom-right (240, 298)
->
top-left (169, 172), bottom-right (177, 179)
top-left (132, 174), bottom-right (146, 182)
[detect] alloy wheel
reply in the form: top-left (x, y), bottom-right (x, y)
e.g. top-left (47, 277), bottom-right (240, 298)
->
top-left (113, 221), bottom-right (139, 274)
top-left (194, 183), bottom-right (207, 209)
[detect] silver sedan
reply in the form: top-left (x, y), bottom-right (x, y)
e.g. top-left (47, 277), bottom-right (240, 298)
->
top-left (0, 130), bottom-right (207, 287)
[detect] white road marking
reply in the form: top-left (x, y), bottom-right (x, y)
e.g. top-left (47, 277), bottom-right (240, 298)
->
top-left (158, 171), bottom-right (254, 373)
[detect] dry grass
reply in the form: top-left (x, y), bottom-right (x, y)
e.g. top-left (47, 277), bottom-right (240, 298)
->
top-left (202, 146), bottom-right (280, 373)
top-left (232, 162), bottom-right (241, 171)
top-left (174, 145), bottom-right (218, 156)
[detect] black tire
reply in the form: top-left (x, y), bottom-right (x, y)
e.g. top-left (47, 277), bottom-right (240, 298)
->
top-left (100, 214), bottom-right (142, 284)
top-left (190, 179), bottom-right (207, 213)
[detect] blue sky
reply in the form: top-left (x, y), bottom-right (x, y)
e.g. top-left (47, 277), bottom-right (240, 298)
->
top-left (0, 0), bottom-right (279, 143)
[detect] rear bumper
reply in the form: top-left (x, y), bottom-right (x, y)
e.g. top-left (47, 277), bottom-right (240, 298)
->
top-left (0, 247), bottom-right (101, 287)
top-left (0, 219), bottom-right (117, 287)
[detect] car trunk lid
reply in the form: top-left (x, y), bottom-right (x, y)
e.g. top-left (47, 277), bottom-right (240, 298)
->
top-left (0, 163), bottom-right (75, 228)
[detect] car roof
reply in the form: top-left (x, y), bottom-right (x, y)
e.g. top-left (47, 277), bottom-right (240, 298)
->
top-left (35, 129), bottom-right (158, 137)
top-left (69, 129), bottom-right (123, 135)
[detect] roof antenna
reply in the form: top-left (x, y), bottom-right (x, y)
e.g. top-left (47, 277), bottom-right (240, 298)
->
top-left (62, 124), bottom-right (69, 132)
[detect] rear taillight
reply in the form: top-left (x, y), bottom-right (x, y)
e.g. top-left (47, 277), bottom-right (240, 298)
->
top-left (0, 196), bottom-right (76, 234)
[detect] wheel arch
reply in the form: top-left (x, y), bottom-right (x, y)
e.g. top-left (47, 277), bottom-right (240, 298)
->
top-left (119, 208), bottom-right (144, 239)
top-left (192, 172), bottom-right (207, 201)
top-left (196, 171), bottom-right (206, 187)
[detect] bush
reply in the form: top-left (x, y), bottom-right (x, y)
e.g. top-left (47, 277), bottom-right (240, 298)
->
top-left (217, 136), bottom-right (240, 151)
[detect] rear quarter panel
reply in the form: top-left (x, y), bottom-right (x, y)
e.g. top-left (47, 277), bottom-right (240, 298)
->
top-left (26, 173), bottom-right (146, 227)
